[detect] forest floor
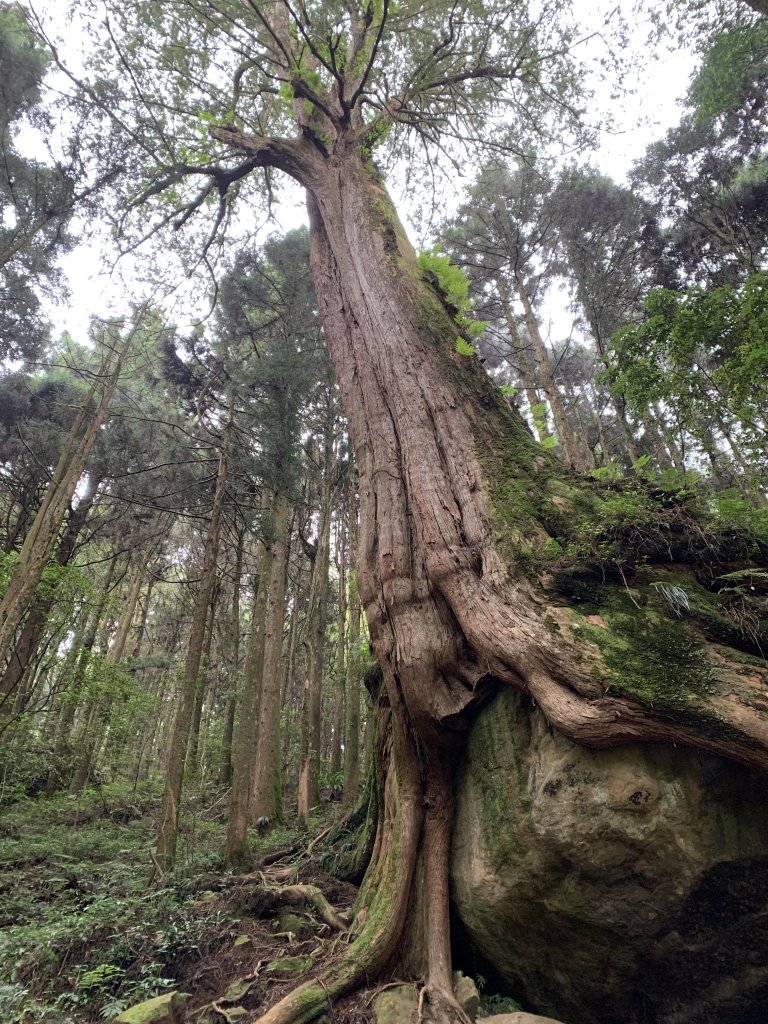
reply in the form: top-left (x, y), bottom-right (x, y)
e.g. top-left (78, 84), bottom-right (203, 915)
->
top-left (0, 781), bottom-right (375, 1024)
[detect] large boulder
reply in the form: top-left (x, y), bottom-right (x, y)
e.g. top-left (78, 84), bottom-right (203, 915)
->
top-left (452, 688), bottom-right (768, 1024)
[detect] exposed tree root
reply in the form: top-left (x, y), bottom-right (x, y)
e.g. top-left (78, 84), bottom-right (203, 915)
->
top-left (277, 884), bottom-right (350, 931)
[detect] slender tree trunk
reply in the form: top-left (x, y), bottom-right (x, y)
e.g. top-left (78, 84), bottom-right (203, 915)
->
top-left (0, 477), bottom-right (100, 712)
top-left (68, 564), bottom-right (144, 794)
top-left (655, 406), bottom-right (685, 472)
top-left (43, 554), bottom-right (118, 794)
top-left (249, 489), bottom-right (291, 822)
top-left (714, 413), bottom-right (768, 504)
top-left (0, 328), bottom-right (134, 666)
top-left (219, 526), bottom-right (244, 787)
top-left (226, 497), bottom-right (273, 869)
top-left (514, 271), bottom-right (593, 472)
top-left (152, 429), bottom-right (229, 880)
top-left (297, 413), bottom-right (334, 824)
top-left (280, 572), bottom-right (301, 772)
top-left (496, 278), bottom-right (547, 440)
top-left (131, 578), bottom-right (155, 660)
top-left (187, 582), bottom-right (219, 774)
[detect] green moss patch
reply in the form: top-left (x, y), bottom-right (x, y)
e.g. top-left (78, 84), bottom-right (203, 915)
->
top-left (574, 592), bottom-right (714, 709)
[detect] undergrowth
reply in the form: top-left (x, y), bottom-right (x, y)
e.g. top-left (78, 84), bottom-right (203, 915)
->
top-left (0, 783), bottom-right (311, 1022)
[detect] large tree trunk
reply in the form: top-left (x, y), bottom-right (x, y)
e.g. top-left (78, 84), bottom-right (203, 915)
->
top-left (207, 136), bottom-right (768, 1022)
top-left (266, 148), bottom-right (767, 1021)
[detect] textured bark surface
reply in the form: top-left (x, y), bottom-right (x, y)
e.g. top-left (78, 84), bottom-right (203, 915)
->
top-left (250, 490), bottom-right (290, 822)
top-left (342, 493), bottom-right (361, 810)
top-left (227, 499), bottom-right (272, 868)
top-left (206, 129), bottom-right (768, 1020)
top-left (297, 420), bottom-right (334, 824)
top-left (298, 148), bottom-right (768, 1021)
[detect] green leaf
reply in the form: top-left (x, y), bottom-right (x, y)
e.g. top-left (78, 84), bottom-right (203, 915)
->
top-left (454, 337), bottom-right (475, 356)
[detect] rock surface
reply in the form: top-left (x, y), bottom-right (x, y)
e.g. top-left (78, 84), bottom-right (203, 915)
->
top-left (373, 984), bottom-right (418, 1024)
top-left (115, 991), bottom-right (188, 1024)
top-left (454, 970), bottom-right (480, 1018)
top-left (478, 1016), bottom-right (565, 1024)
top-left (452, 688), bottom-right (768, 1024)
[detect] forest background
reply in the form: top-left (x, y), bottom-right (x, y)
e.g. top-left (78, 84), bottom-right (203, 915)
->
top-left (0, 0), bottom-right (767, 1022)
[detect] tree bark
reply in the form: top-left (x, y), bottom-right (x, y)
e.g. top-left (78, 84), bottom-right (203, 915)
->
top-left (207, 135), bottom-right (768, 1022)
top-left (186, 581), bottom-right (219, 775)
top-left (330, 514), bottom-right (347, 778)
top-left (226, 495), bottom-right (273, 869)
top-left (0, 330), bottom-right (132, 667)
top-left (0, 476), bottom-right (100, 713)
top-left (495, 276), bottom-right (547, 441)
top-left (297, 412), bottom-right (334, 825)
top-left (342, 489), bottom-right (362, 810)
top-left (68, 562), bottom-right (144, 795)
top-left (219, 525), bottom-right (244, 787)
top-left (293, 150), bottom-right (767, 1018)
top-left (42, 553), bottom-right (118, 794)
top-left (249, 489), bottom-right (291, 822)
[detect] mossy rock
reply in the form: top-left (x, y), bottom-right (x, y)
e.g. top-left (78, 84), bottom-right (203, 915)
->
top-left (261, 954), bottom-right (312, 980)
top-left (277, 910), bottom-right (308, 936)
top-left (453, 971), bottom-right (480, 1019)
top-left (452, 687), bottom-right (768, 1024)
top-left (478, 1015), bottom-right (565, 1024)
top-left (115, 991), bottom-right (188, 1024)
top-left (373, 984), bottom-right (418, 1024)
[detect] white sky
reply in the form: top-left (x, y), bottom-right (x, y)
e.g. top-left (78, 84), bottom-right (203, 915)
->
top-left (22, 0), bottom-right (698, 343)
